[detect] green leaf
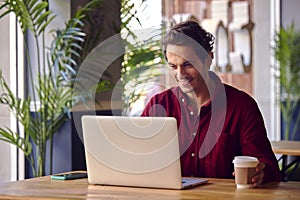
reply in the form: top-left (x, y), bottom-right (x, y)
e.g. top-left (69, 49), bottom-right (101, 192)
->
top-left (274, 23), bottom-right (300, 140)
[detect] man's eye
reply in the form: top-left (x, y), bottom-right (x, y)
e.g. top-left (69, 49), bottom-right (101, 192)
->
top-left (168, 64), bottom-right (177, 69)
top-left (182, 62), bottom-right (192, 67)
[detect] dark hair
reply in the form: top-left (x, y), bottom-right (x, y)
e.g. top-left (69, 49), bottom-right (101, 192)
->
top-left (162, 21), bottom-right (215, 61)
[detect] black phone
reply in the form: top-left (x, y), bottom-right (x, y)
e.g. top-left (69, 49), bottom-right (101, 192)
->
top-left (51, 172), bottom-right (87, 180)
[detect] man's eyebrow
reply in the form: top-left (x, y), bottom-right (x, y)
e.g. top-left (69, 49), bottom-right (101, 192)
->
top-left (167, 61), bottom-right (192, 66)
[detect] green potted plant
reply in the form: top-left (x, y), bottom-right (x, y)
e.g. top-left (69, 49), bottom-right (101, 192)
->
top-left (0, 0), bottom-right (108, 177)
top-left (274, 23), bottom-right (300, 141)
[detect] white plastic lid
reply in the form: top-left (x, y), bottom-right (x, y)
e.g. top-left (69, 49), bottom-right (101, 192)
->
top-left (232, 156), bottom-right (259, 167)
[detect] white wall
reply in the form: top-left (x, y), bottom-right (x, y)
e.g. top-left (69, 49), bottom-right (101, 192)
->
top-left (0, 10), bottom-right (13, 182)
top-left (252, 0), bottom-right (280, 141)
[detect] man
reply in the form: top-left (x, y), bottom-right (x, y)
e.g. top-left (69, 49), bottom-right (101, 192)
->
top-left (141, 21), bottom-right (280, 187)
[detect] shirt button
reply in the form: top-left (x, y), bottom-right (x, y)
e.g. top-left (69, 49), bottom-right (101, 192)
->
top-left (192, 132), bottom-right (196, 137)
top-left (181, 98), bottom-right (185, 103)
top-left (191, 153), bottom-right (195, 157)
top-left (190, 111), bottom-right (194, 115)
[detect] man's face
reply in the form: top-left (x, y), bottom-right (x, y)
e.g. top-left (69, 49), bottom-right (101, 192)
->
top-left (166, 44), bottom-right (210, 95)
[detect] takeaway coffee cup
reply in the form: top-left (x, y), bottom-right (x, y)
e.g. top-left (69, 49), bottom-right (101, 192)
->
top-left (232, 156), bottom-right (259, 189)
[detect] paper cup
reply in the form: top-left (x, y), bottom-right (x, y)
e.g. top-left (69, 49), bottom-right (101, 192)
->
top-left (232, 156), bottom-right (259, 189)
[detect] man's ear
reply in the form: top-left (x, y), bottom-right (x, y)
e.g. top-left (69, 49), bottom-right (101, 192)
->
top-left (205, 52), bottom-right (213, 68)
top-left (208, 51), bottom-right (214, 60)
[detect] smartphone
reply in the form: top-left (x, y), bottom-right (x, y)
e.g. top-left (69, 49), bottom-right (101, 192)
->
top-left (51, 172), bottom-right (87, 180)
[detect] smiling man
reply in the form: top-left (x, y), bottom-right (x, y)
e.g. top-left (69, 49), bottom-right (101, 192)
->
top-left (141, 21), bottom-right (280, 187)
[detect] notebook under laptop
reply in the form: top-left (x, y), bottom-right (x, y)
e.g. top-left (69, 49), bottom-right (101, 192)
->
top-left (81, 115), bottom-right (208, 189)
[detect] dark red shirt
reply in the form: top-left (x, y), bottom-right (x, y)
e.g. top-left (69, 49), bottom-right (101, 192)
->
top-left (141, 72), bottom-right (280, 183)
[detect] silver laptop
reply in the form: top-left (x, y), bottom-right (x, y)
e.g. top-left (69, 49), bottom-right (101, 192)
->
top-left (81, 115), bottom-right (208, 189)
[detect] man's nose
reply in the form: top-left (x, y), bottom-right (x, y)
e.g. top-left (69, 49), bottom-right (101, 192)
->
top-left (176, 66), bottom-right (187, 77)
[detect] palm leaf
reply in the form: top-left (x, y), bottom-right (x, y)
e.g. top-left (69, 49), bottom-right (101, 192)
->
top-left (0, 0), bottom-right (55, 37)
top-left (0, 71), bottom-right (33, 156)
top-left (0, 127), bottom-right (32, 156)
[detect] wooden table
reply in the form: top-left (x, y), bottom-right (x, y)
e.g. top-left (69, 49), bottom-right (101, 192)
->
top-left (0, 172), bottom-right (300, 199)
top-left (271, 140), bottom-right (300, 181)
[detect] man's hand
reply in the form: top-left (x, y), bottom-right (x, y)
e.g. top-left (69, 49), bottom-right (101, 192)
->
top-left (251, 162), bottom-right (265, 187)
